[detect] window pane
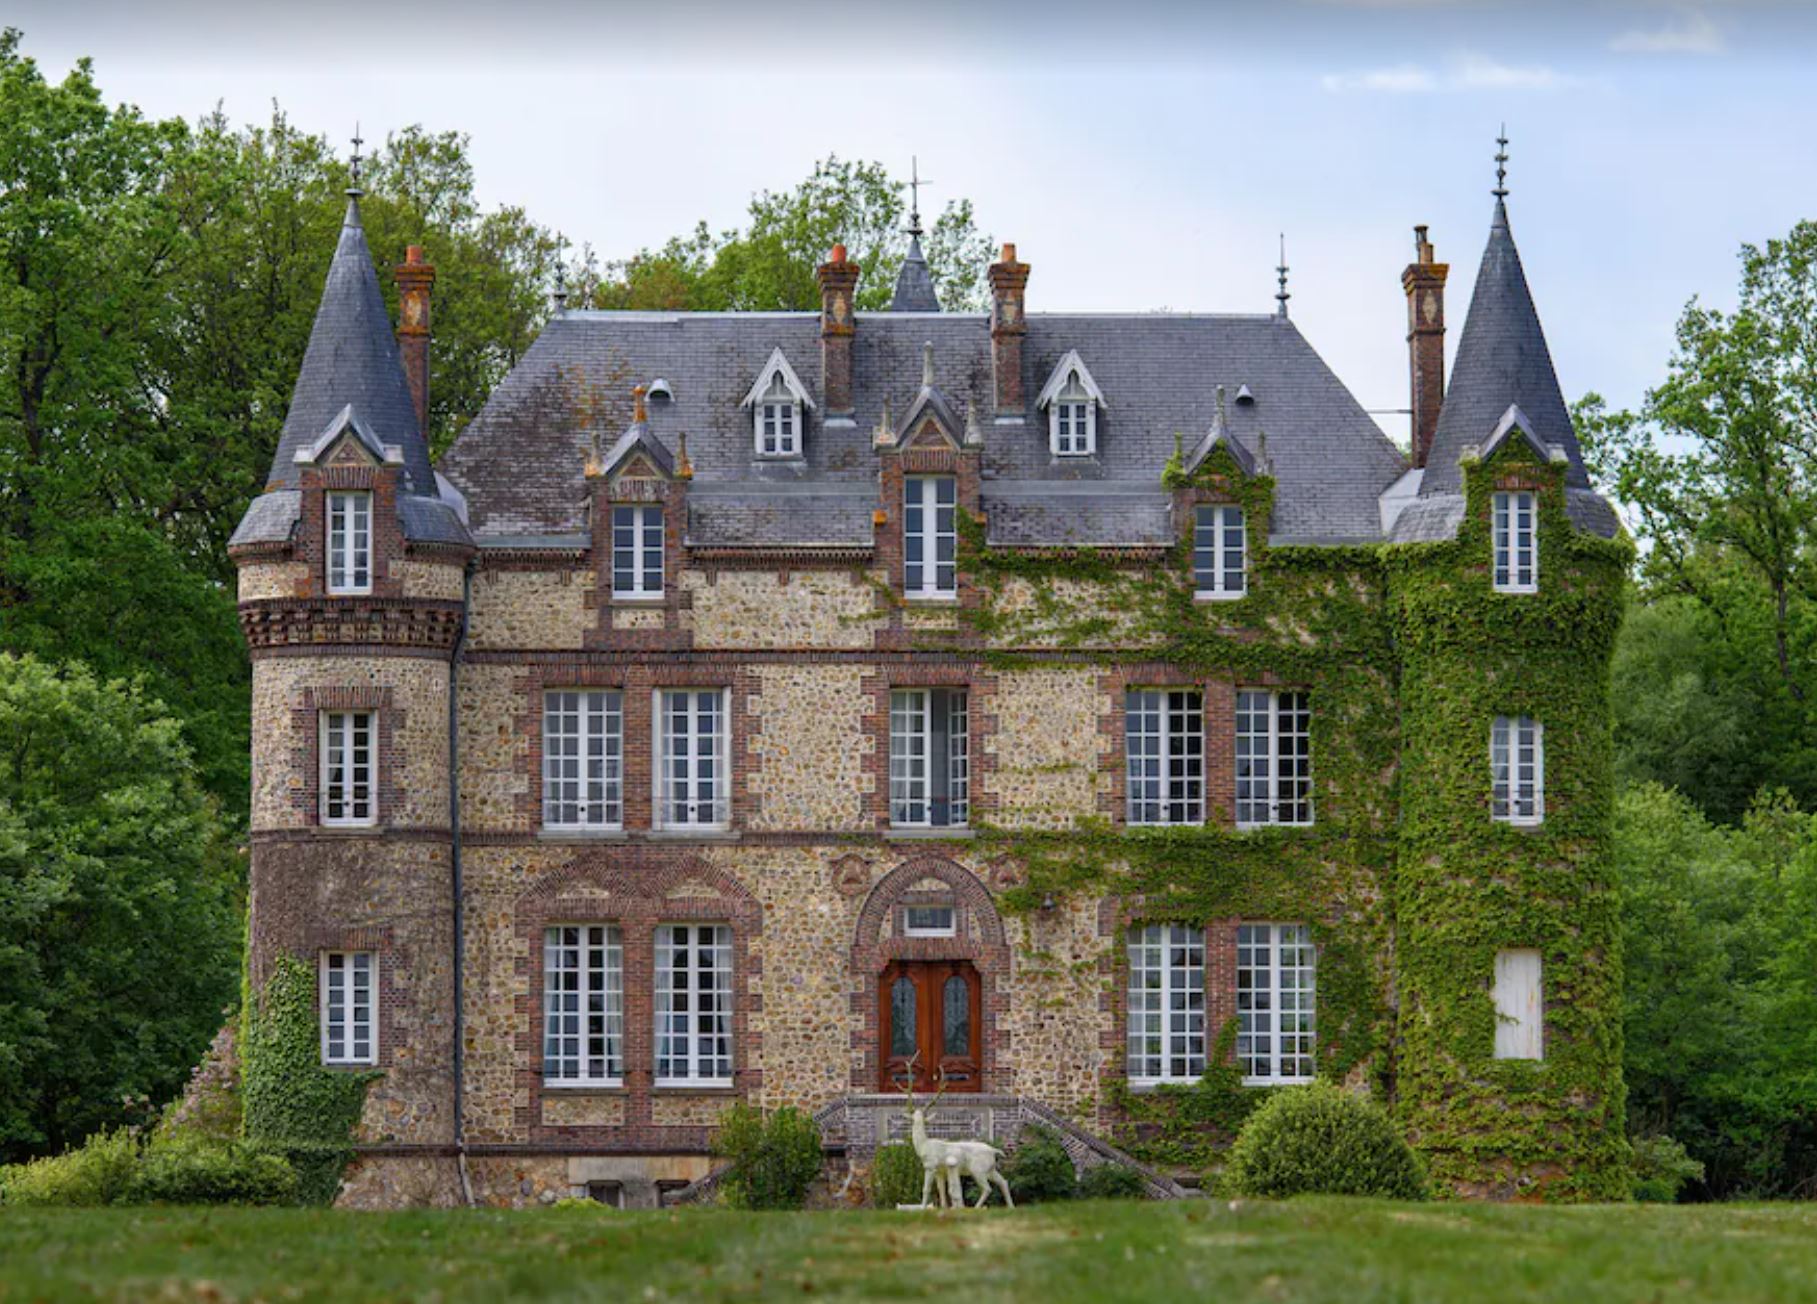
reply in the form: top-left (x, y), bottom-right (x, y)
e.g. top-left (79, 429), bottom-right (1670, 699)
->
top-left (943, 976), bottom-right (971, 1057)
top-left (890, 977), bottom-right (917, 1058)
top-left (1238, 924), bottom-right (1316, 1081)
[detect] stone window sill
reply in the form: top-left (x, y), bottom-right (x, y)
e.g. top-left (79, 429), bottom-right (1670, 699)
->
top-left (543, 1082), bottom-right (627, 1095)
top-left (885, 828), bottom-right (975, 841)
top-left (606, 595), bottom-right (665, 605)
top-left (538, 829), bottom-right (629, 843)
top-left (645, 829), bottom-right (739, 843)
top-left (652, 1084), bottom-right (737, 1095)
top-left (311, 825), bottom-right (385, 838)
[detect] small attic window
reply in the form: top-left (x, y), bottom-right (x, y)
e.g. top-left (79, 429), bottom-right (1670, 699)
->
top-left (1234, 384), bottom-right (1255, 405)
top-left (647, 378), bottom-right (674, 403)
top-left (1035, 350), bottom-right (1107, 458)
top-left (756, 374), bottom-right (800, 458)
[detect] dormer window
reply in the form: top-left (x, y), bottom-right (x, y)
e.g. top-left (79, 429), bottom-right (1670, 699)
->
top-left (326, 491), bottom-right (372, 594)
top-left (1035, 350), bottom-right (1107, 459)
top-left (1492, 492), bottom-right (1537, 593)
top-left (742, 347), bottom-right (815, 460)
top-left (756, 374), bottom-right (799, 458)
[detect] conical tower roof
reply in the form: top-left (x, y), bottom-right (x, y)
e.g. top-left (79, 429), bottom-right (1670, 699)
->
top-left (1418, 199), bottom-right (1588, 497)
top-left (891, 231), bottom-right (941, 312)
top-left (264, 196), bottom-right (435, 495)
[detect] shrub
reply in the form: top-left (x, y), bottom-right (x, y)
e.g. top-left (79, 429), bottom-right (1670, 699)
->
top-left (1631, 1134), bottom-right (1705, 1204)
top-left (0, 1128), bottom-right (141, 1206)
top-left (1221, 1083), bottom-right (1428, 1201)
top-left (1078, 1161), bottom-right (1147, 1200)
top-left (870, 1142), bottom-right (925, 1208)
top-left (128, 1136), bottom-right (297, 1206)
top-left (714, 1104), bottom-right (824, 1210)
top-left (1000, 1125), bottom-right (1077, 1203)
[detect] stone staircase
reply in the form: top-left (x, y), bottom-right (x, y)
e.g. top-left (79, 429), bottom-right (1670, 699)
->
top-left (670, 1094), bottom-right (1190, 1204)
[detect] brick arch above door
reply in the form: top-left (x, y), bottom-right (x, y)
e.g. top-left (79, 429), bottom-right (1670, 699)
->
top-left (848, 855), bottom-right (1012, 1093)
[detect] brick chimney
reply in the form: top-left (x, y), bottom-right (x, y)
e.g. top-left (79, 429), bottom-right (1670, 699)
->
top-left (816, 244), bottom-right (860, 416)
top-left (395, 245), bottom-right (436, 439)
top-left (988, 243), bottom-right (1030, 415)
top-left (1402, 225), bottom-right (1448, 468)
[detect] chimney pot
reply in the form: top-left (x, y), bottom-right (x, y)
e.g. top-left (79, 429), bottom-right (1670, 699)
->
top-left (1001, 243), bottom-right (1016, 263)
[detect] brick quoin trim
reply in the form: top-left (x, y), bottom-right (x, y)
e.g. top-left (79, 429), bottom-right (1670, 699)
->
top-left (1096, 898), bottom-right (1241, 1104)
top-left (859, 664), bottom-right (1001, 831)
top-left (514, 851), bottom-right (762, 1151)
top-left (291, 685), bottom-right (412, 830)
top-left (849, 856), bottom-right (1011, 1093)
top-left (514, 661), bottom-right (755, 834)
top-left (296, 462), bottom-right (406, 600)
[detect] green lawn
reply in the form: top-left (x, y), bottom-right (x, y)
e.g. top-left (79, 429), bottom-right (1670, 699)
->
top-left (2, 1199), bottom-right (1815, 1303)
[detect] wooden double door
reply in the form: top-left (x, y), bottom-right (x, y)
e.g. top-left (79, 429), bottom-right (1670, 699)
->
top-left (880, 960), bottom-right (982, 1092)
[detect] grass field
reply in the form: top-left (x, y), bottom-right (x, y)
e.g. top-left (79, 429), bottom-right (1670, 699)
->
top-left (2, 1198), bottom-right (1816, 1303)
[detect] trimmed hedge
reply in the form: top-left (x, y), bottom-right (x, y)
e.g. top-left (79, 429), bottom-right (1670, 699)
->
top-left (1220, 1084), bottom-right (1428, 1201)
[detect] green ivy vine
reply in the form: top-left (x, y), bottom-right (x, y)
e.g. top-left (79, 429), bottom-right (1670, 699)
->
top-left (948, 436), bottom-right (1631, 1200)
top-left (240, 954), bottom-right (378, 1205)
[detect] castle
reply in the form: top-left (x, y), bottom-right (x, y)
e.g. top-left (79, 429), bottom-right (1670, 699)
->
top-left (229, 153), bottom-right (1630, 1207)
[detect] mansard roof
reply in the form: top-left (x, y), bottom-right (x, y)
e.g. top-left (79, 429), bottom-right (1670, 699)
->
top-left (1419, 199), bottom-right (1590, 498)
top-left (440, 311), bottom-right (1406, 547)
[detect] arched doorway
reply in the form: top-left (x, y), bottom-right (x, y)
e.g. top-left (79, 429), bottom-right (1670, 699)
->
top-left (879, 960), bottom-right (981, 1091)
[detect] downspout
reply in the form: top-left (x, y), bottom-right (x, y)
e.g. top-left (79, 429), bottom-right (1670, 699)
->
top-left (451, 555), bottom-right (478, 1207)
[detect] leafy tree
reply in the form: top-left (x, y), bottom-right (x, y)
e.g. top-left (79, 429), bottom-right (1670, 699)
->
top-left (585, 156), bottom-right (993, 313)
top-left (0, 654), bottom-right (241, 1162)
top-left (1581, 221), bottom-right (1817, 817)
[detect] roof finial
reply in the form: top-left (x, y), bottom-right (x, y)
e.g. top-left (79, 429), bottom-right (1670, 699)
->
top-left (1275, 233), bottom-right (1290, 318)
top-left (907, 156), bottom-right (929, 238)
top-left (922, 340), bottom-right (935, 388)
top-left (632, 384), bottom-right (648, 424)
top-left (552, 232), bottom-right (569, 313)
top-left (347, 123), bottom-right (365, 199)
top-left (1493, 125), bottom-right (1509, 200)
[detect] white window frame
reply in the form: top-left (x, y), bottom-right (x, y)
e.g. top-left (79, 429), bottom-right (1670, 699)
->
top-left (320, 951), bottom-right (375, 1066)
top-left (903, 475), bottom-right (957, 600)
top-left (1048, 374), bottom-right (1097, 457)
top-left (902, 904), bottom-right (957, 938)
top-left (542, 690), bottom-right (624, 831)
top-left (611, 504), bottom-right (663, 600)
top-left (1125, 924), bottom-right (1206, 1086)
top-left (1235, 690), bottom-right (1313, 829)
top-left (1491, 715), bottom-right (1545, 826)
top-left (654, 688), bottom-right (729, 831)
top-left (754, 373), bottom-right (801, 458)
top-left (1125, 689), bottom-right (1205, 826)
top-left (319, 710), bottom-right (375, 828)
top-left (1193, 504), bottom-right (1247, 599)
top-left (1492, 491), bottom-right (1538, 593)
top-left (1236, 923), bottom-right (1316, 1085)
top-left (326, 490), bottom-right (373, 595)
top-left (889, 688), bottom-right (969, 828)
top-left (655, 923), bottom-right (733, 1087)
top-left (543, 924), bottom-right (624, 1087)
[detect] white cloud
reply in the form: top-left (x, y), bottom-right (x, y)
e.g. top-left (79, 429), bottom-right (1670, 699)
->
top-left (1321, 51), bottom-right (1567, 94)
top-left (1611, 10), bottom-right (1724, 55)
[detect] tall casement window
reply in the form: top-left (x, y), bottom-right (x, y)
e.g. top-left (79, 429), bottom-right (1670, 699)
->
top-left (1235, 690), bottom-right (1313, 828)
top-left (612, 504), bottom-right (663, 599)
top-left (655, 689), bottom-right (728, 830)
top-left (1236, 923), bottom-right (1316, 1084)
top-left (326, 490), bottom-right (372, 594)
top-left (1050, 374), bottom-right (1096, 456)
top-left (1492, 491), bottom-right (1538, 593)
top-left (655, 924), bottom-right (733, 1086)
top-left (320, 951), bottom-right (375, 1065)
top-left (1193, 505), bottom-right (1247, 599)
top-left (1490, 715), bottom-right (1544, 825)
top-left (889, 688), bottom-right (969, 828)
top-left (755, 374), bottom-right (800, 458)
top-left (543, 690), bottom-right (623, 830)
top-left (904, 475), bottom-right (957, 599)
top-left (319, 710), bottom-right (375, 827)
top-left (1126, 690), bottom-right (1205, 826)
top-left (543, 925), bottom-right (623, 1086)
top-left (1125, 924), bottom-right (1206, 1085)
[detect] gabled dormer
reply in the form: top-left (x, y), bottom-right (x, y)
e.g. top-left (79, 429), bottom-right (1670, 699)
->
top-left (741, 347), bottom-right (815, 459)
top-left (880, 342), bottom-right (972, 452)
top-left (587, 385), bottom-right (689, 610)
top-left (1035, 350), bottom-right (1107, 457)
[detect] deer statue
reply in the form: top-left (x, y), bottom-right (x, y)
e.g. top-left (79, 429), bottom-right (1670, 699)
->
top-left (899, 1052), bottom-right (1015, 1209)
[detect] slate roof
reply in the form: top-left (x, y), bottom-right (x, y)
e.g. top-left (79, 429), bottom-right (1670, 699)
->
top-left (440, 310), bottom-right (1407, 547)
top-left (1420, 200), bottom-right (1591, 498)
top-left (890, 234), bottom-right (941, 312)
top-left (229, 195), bottom-right (472, 552)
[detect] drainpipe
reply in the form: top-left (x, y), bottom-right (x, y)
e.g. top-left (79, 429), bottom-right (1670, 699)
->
top-left (451, 556), bottom-right (478, 1206)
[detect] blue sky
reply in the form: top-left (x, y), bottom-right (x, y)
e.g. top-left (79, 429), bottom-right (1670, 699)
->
top-left (15, 0), bottom-right (1817, 447)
